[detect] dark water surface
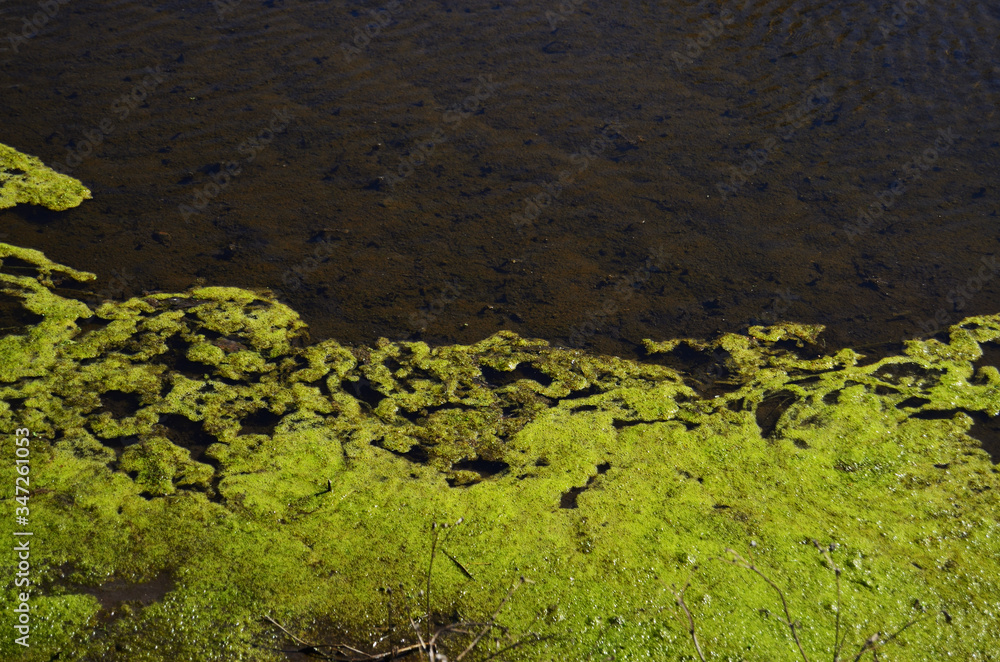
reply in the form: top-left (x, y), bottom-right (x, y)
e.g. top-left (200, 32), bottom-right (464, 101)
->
top-left (2, 0), bottom-right (998, 361)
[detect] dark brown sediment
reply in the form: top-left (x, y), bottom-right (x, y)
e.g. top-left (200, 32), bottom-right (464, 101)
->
top-left (1, 0), bottom-right (998, 364)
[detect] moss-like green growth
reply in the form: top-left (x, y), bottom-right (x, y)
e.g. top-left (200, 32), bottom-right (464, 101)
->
top-left (1, 242), bottom-right (999, 661)
top-left (0, 143), bottom-right (91, 211)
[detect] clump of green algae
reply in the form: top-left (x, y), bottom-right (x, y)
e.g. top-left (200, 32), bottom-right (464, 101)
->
top-left (0, 143), bottom-right (92, 211)
top-left (1, 246), bottom-right (998, 660)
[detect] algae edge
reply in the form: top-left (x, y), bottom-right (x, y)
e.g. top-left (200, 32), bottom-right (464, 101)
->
top-left (0, 241), bottom-right (998, 661)
top-left (0, 143), bottom-right (92, 211)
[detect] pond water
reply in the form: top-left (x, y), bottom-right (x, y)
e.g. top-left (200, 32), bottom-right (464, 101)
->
top-left (2, 0), bottom-right (998, 361)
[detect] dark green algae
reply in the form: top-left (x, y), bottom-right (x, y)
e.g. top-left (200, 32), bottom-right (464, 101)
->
top-left (1, 241), bottom-right (999, 661)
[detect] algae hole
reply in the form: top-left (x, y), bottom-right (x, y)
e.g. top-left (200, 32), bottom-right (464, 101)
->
top-left (909, 409), bottom-right (962, 421)
top-left (77, 316), bottom-right (111, 335)
top-left (563, 384), bottom-right (602, 400)
top-left (342, 375), bottom-right (385, 409)
top-left (559, 462), bottom-right (611, 508)
top-left (0, 292), bottom-right (45, 331)
top-left (97, 434), bottom-right (141, 463)
top-left (446, 458), bottom-right (510, 487)
top-left (99, 389), bottom-right (144, 419)
top-left (755, 389), bottom-right (796, 439)
top-left (451, 457), bottom-right (509, 478)
top-left (3, 396), bottom-right (26, 411)
top-left (677, 469), bottom-right (703, 483)
top-left (371, 437), bottom-right (430, 465)
top-left (972, 341), bottom-right (1000, 376)
top-left (647, 343), bottom-right (737, 396)
top-left (872, 362), bottom-right (945, 386)
top-left (967, 411), bottom-right (1000, 464)
top-left (896, 396), bottom-right (932, 409)
top-left (238, 408), bottom-right (282, 436)
top-left (66, 571), bottom-right (175, 623)
top-left (0, 255), bottom-right (41, 279)
top-left (157, 413), bottom-right (218, 461)
top-left (163, 335), bottom-right (214, 379)
top-left (480, 362), bottom-right (553, 387)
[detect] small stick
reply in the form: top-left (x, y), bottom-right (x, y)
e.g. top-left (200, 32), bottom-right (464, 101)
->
top-left (455, 576), bottom-right (530, 662)
top-left (668, 574), bottom-right (706, 662)
top-left (813, 541), bottom-right (843, 661)
top-left (426, 523), bottom-right (440, 630)
top-left (851, 613), bottom-right (924, 662)
top-left (723, 548), bottom-right (810, 662)
top-left (443, 548), bottom-right (475, 580)
top-left (263, 615), bottom-right (312, 647)
top-left (409, 615), bottom-right (427, 653)
top-left (480, 633), bottom-right (555, 662)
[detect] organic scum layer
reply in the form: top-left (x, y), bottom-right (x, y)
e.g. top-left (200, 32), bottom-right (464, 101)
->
top-left (0, 145), bottom-right (999, 661)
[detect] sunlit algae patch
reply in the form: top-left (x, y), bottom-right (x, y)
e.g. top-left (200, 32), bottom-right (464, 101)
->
top-left (0, 143), bottom-right (91, 211)
top-left (1, 241), bottom-right (998, 661)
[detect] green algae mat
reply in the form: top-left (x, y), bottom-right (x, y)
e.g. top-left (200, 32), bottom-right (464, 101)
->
top-left (0, 143), bottom-right (91, 211)
top-left (1, 242), bottom-right (998, 661)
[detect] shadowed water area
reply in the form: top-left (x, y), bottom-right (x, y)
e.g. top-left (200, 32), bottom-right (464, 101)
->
top-left (2, 0), bottom-right (999, 359)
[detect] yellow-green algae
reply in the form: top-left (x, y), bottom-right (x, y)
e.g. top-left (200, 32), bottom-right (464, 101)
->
top-left (1, 241), bottom-right (999, 661)
top-left (0, 143), bottom-right (92, 211)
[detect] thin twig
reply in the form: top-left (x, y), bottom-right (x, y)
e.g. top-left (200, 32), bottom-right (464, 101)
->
top-left (851, 612), bottom-right (925, 662)
top-left (668, 572), bottom-right (706, 662)
top-left (409, 615), bottom-right (427, 653)
top-left (266, 516), bottom-right (547, 662)
top-left (479, 633), bottom-right (556, 662)
top-left (263, 615), bottom-right (313, 647)
top-left (724, 548), bottom-right (810, 662)
top-left (426, 523), bottom-right (440, 631)
top-left (263, 620), bottom-right (426, 662)
top-left (443, 548), bottom-right (476, 580)
top-left (813, 541), bottom-right (843, 662)
top-left (455, 576), bottom-right (530, 662)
